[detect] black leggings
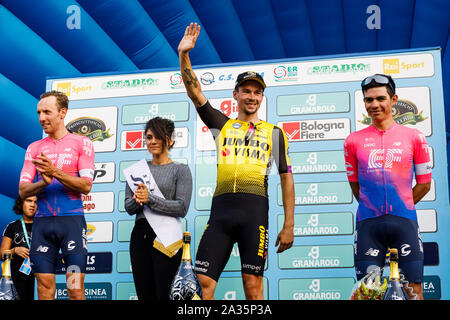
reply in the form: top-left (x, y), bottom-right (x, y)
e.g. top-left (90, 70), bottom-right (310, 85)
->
top-left (11, 274), bottom-right (35, 300)
top-left (129, 218), bottom-right (182, 300)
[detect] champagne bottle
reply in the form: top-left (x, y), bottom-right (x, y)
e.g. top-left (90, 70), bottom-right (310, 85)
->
top-left (383, 248), bottom-right (408, 300)
top-left (169, 232), bottom-right (203, 300)
top-left (0, 250), bottom-right (20, 300)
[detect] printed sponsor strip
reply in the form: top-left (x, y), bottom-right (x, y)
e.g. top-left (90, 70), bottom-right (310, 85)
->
top-left (277, 92), bottom-right (350, 116)
top-left (278, 118), bottom-right (350, 142)
top-left (278, 181), bottom-right (353, 206)
top-left (122, 101), bottom-right (189, 124)
top-left (277, 212), bottom-right (354, 236)
top-left (86, 221), bottom-right (113, 243)
top-left (55, 282), bottom-right (112, 300)
top-left (278, 244), bottom-right (354, 269)
top-left (289, 150), bottom-right (345, 174)
top-left (82, 191), bottom-right (114, 213)
top-left (51, 53), bottom-right (434, 100)
top-left (93, 162), bottom-right (115, 184)
top-left (279, 278), bottom-right (355, 300)
top-left (120, 127), bottom-right (188, 151)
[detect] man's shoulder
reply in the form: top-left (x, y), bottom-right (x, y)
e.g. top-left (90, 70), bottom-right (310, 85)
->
top-left (66, 133), bottom-right (94, 148)
top-left (67, 132), bottom-right (89, 141)
top-left (347, 125), bottom-right (373, 139)
top-left (257, 120), bottom-right (281, 132)
top-left (26, 136), bottom-right (49, 151)
top-left (392, 123), bottom-right (422, 136)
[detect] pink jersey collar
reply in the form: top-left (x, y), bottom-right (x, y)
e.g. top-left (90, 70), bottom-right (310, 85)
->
top-left (369, 121), bottom-right (399, 134)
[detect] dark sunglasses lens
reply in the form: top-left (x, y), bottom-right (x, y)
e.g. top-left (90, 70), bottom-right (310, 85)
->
top-left (362, 75), bottom-right (389, 86)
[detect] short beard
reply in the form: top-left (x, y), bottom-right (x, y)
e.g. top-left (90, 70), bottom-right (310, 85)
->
top-left (243, 108), bottom-right (258, 116)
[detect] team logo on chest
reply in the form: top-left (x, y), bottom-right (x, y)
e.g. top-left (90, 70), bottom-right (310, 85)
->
top-left (368, 148), bottom-right (403, 169)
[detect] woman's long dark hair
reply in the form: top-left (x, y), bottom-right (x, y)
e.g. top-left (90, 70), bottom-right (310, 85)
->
top-left (13, 195), bottom-right (25, 215)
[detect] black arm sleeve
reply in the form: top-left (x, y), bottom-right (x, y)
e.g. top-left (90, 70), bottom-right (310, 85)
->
top-left (271, 126), bottom-right (291, 174)
top-left (197, 100), bottom-right (229, 140)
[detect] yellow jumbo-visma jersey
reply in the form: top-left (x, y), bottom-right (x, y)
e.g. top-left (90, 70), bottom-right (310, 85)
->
top-left (213, 118), bottom-right (291, 198)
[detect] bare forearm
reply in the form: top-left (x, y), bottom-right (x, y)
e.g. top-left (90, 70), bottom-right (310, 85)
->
top-left (413, 182), bottom-right (431, 204)
top-left (52, 169), bottom-right (92, 195)
top-left (19, 180), bottom-right (48, 199)
top-left (280, 173), bottom-right (295, 229)
top-left (349, 181), bottom-right (360, 202)
top-left (179, 52), bottom-right (206, 107)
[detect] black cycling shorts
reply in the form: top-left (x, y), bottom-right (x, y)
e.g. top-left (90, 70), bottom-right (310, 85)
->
top-left (30, 215), bottom-right (88, 274)
top-left (354, 214), bottom-right (424, 283)
top-left (195, 193), bottom-right (269, 281)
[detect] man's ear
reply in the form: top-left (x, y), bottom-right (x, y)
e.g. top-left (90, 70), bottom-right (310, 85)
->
top-left (233, 89), bottom-right (238, 101)
top-left (60, 107), bottom-right (68, 119)
top-left (391, 93), bottom-right (398, 105)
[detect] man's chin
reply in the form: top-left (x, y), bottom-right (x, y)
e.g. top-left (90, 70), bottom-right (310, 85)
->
top-left (243, 108), bottom-right (259, 115)
top-left (42, 127), bottom-right (53, 135)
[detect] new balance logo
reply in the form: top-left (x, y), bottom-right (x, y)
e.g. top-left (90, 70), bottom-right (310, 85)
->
top-left (36, 245), bottom-right (49, 253)
top-left (365, 248), bottom-right (380, 256)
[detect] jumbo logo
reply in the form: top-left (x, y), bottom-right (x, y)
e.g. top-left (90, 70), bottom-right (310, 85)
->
top-left (257, 225), bottom-right (267, 258)
top-left (221, 136), bottom-right (270, 162)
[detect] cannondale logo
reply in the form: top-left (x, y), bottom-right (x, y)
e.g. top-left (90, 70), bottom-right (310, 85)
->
top-left (368, 149), bottom-right (403, 169)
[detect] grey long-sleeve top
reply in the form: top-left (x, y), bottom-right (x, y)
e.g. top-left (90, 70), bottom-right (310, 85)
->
top-left (124, 161), bottom-right (192, 221)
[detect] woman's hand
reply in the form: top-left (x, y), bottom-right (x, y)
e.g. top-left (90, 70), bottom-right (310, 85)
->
top-left (133, 184), bottom-right (149, 206)
top-left (14, 247), bottom-right (30, 259)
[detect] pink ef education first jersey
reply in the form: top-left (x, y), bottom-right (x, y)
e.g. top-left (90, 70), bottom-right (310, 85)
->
top-left (344, 122), bottom-right (432, 223)
top-left (19, 133), bottom-right (95, 217)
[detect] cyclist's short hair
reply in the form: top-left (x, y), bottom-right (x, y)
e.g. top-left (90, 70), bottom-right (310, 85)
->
top-left (40, 90), bottom-right (69, 110)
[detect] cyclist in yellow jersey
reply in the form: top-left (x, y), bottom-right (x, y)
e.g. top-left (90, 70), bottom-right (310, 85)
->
top-left (178, 23), bottom-right (295, 300)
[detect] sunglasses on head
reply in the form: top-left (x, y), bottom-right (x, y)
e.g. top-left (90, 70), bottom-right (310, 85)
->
top-left (361, 74), bottom-right (395, 94)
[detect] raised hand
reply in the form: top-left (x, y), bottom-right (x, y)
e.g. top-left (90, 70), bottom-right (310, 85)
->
top-left (178, 22), bottom-right (201, 54)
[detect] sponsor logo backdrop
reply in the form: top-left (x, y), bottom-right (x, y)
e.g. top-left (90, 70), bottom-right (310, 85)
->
top-left (43, 48), bottom-right (448, 300)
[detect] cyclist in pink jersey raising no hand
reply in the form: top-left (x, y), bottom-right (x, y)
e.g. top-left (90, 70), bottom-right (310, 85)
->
top-left (344, 74), bottom-right (432, 299)
top-left (18, 90), bottom-right (95, 300)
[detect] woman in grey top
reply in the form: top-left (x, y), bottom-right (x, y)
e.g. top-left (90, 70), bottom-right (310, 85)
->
top-left (125, 117), bottom-right (192, 300)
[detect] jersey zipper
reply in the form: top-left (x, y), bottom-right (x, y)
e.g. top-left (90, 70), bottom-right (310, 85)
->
top-left (381, 130), bottom-right (388, 215)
